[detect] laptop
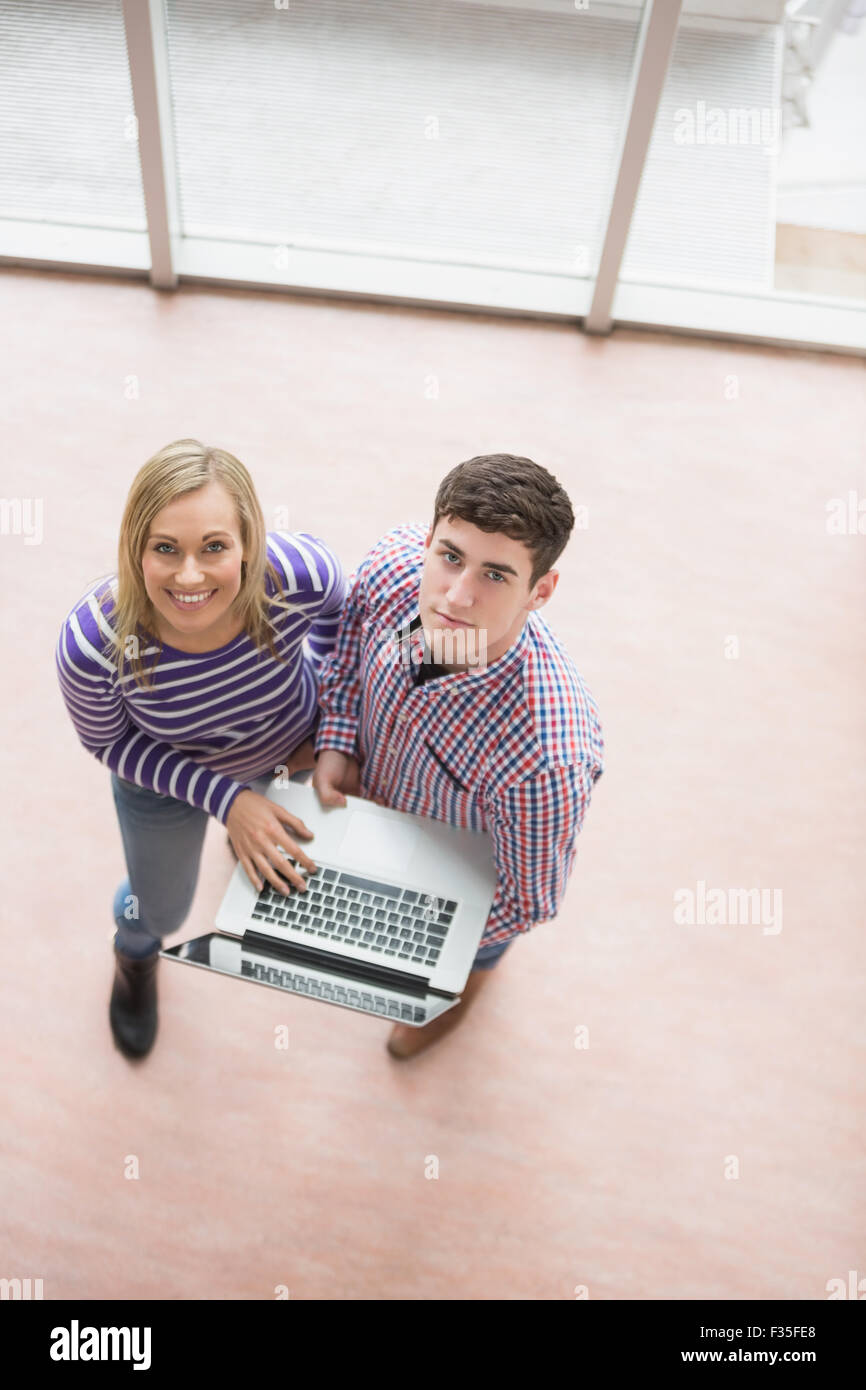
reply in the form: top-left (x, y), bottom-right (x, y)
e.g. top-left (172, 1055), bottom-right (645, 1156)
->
top-left (160, 777), bottom-right (498, 1028)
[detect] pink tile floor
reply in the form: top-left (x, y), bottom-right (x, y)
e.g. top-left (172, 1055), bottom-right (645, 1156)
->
top-left (0, 268), bottom-right (863, 1299)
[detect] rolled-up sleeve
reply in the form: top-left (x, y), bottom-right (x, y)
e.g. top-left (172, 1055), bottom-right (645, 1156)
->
top-left (313, 536), bottom-right (378, 760)
top-left (480, 760), bottom-right (598, 947)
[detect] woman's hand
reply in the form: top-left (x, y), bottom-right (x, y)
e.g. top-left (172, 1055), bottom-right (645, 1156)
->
top-left (313, 749), bottom-right (361, 808)
top-left (225, 789), bottom-right (316, 895)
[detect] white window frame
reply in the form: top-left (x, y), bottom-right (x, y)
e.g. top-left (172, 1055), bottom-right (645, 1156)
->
top-left (0, 0), bottom-right (862, 354)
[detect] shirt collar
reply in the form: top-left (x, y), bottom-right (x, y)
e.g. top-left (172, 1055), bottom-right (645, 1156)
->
top-left (399, 608), bottom-right (530, 684)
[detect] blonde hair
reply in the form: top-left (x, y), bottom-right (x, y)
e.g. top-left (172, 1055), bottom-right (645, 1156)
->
top-left (102, 439), bottom-right (294, 689)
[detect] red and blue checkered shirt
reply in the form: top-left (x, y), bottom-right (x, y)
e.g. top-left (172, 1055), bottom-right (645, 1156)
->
top-left (314, 523), bottom-right (605, 948)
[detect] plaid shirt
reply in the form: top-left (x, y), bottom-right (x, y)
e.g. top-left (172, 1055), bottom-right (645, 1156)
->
top-left (314, 523), bottom-right (605, 948)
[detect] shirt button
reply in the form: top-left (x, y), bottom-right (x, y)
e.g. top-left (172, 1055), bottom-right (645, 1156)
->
top-left (396, 712), bottom-right (409, 723)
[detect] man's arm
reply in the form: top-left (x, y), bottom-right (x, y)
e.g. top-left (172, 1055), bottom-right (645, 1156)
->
top-left (313, 560), bottom-right (369, 761)
top-left (481, 760), bottom-right (598, 947)
top-left (313, 521), bottom-right (435, 792)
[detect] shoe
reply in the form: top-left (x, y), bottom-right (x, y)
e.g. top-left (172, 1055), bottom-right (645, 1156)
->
top-left (109, 943), bottom-right (159, 1059)
top-left (386, 967), bottom-right (494, 1060)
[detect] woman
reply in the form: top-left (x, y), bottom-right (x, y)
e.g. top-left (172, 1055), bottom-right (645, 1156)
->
top-left (56, 439), bottom-right (348, 1060)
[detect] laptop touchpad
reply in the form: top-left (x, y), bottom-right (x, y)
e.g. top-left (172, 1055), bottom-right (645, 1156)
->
top-left (338, 810), bottom-right (421, 877)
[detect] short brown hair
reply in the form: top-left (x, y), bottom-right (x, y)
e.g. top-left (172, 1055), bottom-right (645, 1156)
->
top-left (432, 454), bottom-right (575, 589)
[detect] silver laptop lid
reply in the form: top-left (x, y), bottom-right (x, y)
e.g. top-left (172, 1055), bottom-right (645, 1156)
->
top-left (161, 932), bottom-right (461, 1027)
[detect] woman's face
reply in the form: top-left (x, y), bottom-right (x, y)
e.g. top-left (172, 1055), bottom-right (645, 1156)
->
top-left (140, 480), bottom-right (247, 648)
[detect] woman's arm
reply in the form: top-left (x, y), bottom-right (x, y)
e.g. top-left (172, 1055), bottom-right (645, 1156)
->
top-left (55, 602), bottom-right (248, 826)
top-left (298, 533), bottom-right (348, 671)
top-left (269, 531), bottom-right (347, 676)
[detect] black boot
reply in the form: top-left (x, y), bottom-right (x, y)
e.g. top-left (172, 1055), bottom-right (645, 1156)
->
top-left (110, 944), bottom-right (159, 1059)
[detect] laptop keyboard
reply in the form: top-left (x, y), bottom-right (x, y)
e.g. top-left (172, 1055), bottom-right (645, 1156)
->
top-left (250, 864), bottom-right (458, 969)
top-left (241, 958), bottom-right (426, 1022)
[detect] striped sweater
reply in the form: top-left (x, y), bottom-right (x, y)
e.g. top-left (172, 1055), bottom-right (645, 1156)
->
top-left (55, 532), bottom-right (346, 824)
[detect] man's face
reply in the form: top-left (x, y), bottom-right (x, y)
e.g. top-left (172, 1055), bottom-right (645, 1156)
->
top-left (417, 515), bottom-right (558, 670)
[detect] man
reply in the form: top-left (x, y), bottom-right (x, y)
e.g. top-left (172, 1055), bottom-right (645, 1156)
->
top-left (313, 453), bottom-right (604, 1059)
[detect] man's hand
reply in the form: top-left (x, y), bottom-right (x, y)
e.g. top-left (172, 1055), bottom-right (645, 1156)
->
top-left (282, 736), bottom-right (317, 777)
top-left (313, 749), bottom-right (361, 808)
top-left (225, 789), bottom-right (316, 895)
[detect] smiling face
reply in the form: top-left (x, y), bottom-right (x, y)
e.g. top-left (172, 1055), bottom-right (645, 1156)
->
top-left (140, 480), bottom-right (247, 652)
top-left (418, 515), bottom-right (558, 670)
